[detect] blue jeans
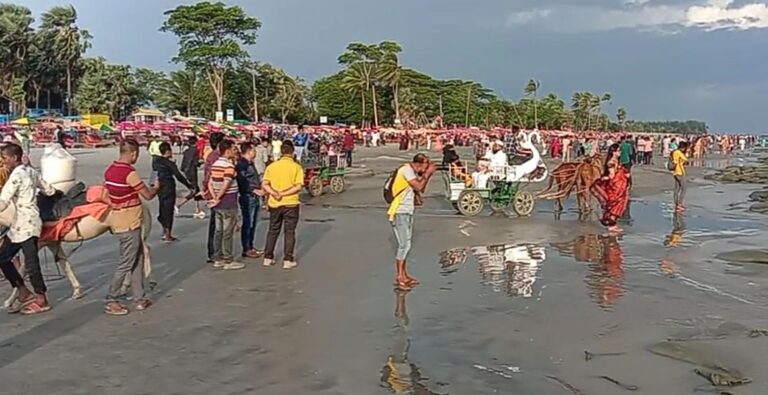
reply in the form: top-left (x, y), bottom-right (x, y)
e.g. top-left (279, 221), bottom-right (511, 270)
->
top-left (239, 195), bottom-right (259, 253)
top-left (391, 214), bottom-right (413, 260)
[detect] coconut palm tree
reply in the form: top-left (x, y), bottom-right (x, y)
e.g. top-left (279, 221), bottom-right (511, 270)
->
top-left (40, 5), bottom-right (91, 115)
top-left (617, 107), bottom-right (627, 130)
top-left (340, 64), bottom-right (368, 126)
top-left (157, 69), bottom-right (199, 117)
top-left (524, 79), bottom-right (540, 128)
top-left (0, 4), bottom-right (34, 113)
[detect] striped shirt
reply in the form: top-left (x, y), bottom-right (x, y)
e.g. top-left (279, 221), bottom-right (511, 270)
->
top-left (104, 161), bottom-right (145, 232)
top-left (210, 157), bottom-right (238, 209)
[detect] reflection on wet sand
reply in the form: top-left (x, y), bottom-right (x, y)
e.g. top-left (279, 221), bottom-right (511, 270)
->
top-left (380, 289), bottom-right (444, 395)
top-left (662, 212), bottom-right (686, 275)
top-left (440, 244), bottom-right (546, 297)
top-left (664, 211), bottom-right (686, 248)
top-left (551, 234), bottom-right (626, 308)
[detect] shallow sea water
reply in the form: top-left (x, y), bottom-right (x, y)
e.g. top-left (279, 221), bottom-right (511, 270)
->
top-left (369, 182), bottom-right (768, 395)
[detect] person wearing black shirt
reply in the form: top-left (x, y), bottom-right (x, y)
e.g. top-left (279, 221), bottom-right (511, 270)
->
top-left (153, 142), bottom-right (193, 242)
top-left (236, 142), bottom-right (265, 258)
top-left (178, 136), bottom-right (204, 218)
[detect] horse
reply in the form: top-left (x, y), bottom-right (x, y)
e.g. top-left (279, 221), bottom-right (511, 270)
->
top-left (0, 201), bottom-right (153, 309)
top-left (539, 154), bottom-right (603, 213)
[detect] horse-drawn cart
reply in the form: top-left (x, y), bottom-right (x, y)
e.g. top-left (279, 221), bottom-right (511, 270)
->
top-left (302, 142), bottom-right (346, 197)
top-left (444, 131), bottom-right (547, 217)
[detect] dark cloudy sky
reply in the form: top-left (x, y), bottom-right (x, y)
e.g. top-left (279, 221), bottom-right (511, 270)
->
top-left (23, 0), bottom-right (768, 131)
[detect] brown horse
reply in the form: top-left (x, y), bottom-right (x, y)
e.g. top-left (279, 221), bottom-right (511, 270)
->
top-left (539, 155), bottom-right (603, 212)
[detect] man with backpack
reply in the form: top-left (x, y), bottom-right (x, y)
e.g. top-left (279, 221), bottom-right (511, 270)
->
top-left (385, 153), bottom-right (437, 290)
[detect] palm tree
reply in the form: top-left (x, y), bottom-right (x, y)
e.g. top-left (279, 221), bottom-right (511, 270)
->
top-left (40, 5), bottom-right (91, 116)
top-left (617, 107), bottom-right (627, 130)
top-left (157, 69), bottom-right (199, 116)
top-left (0, 4), bottom-right (34, 113)
top-left (524, 79), bottom-right (540, 129)
top-left (377, 52), bottom-right (403, 125)
top-left (600, 93), bottom-right (612, 130)
top-left (340, 64), bottom-right (368, 126)
top-left (375, 41), bottom-right (403, 126)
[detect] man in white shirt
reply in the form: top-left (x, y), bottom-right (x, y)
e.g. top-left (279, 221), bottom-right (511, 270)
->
top-left (0, 143), bottom-right (59, 314)
top-left (486, 141), bottom-right (508, 170)
top-left (474, 141), bottom-right (507, 188)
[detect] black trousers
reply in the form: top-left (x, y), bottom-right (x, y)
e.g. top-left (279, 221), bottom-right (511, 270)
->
top-left (207, 208), bottom-right (216, 260)
top-left (0, 237), bottom-right (45, 294)
top-left (157, 192), bottom-right (176, 231)
top-left (264, 205), bottom-right (300, 261)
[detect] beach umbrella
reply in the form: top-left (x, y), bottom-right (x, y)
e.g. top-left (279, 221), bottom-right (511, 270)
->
top-left (99, 123), bottom-right (115, 132)
top-left (11, 118), bottom-right (30, 126)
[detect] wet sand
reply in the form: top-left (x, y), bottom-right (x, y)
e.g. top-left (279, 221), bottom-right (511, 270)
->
top-left (0, 146), bottom-right (766, 395)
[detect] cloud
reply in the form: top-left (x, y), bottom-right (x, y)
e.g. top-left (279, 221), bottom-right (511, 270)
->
top-left (506, 0), bottom-right (768, 32)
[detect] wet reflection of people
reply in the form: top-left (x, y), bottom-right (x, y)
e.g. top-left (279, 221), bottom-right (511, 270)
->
top-left (552, 234), bottom-right (626, 308)
top-left (664, 211), bottom-right (686, 247)
top-left (468, 244), bottom-right (546, 297)
top-left (661, 211), bottom-right (686, 275)
top-left (380, 289), bottom-right (444, 395)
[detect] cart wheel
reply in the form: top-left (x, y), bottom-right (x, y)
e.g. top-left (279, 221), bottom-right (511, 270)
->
top-left (457, 190), bottom-right (484, 217)
top-left (329, 176), bottom-right (345, 194)
top-left (513, 191), bottom-right (535, 216)
top-left (308, 177), bottom-right (323, 197)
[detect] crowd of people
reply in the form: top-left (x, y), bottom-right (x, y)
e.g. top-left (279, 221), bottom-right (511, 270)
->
top-left (0, 123), bottom-right (756, 313)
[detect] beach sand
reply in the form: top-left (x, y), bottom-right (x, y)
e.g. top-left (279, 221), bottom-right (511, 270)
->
top-left (0, 145), bottom-right (765, 395)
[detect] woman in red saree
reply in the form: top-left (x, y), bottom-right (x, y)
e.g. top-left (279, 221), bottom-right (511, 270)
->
top-left (591, 143), bottom-right (630, 233)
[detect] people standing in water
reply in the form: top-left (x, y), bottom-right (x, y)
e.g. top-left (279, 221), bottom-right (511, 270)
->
top-left (671, 141), bottom-right (689, 213)
top-left (387, 153), bottom-right (437, 289)
top-left (591, 144), bottom-right (631, 235)
top-left (619, 136), bottom-right (634, 188)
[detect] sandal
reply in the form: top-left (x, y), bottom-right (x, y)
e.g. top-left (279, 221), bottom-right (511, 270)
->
top-left (393, 281), bottom-right (414, 291)
top-left (7, 296), bottom-right (35, 314)
top-left (20, 301), bottom-right (52, 315)
top-left (405, 277), bottom-right (420, 286)
top-left (104, 302), bottom-right (129, 316)
top-left (135, 299), bottom-right (153, 311)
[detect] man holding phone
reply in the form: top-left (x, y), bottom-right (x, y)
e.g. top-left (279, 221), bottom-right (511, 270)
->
top-left (386, 153), bottom-right (437, 290)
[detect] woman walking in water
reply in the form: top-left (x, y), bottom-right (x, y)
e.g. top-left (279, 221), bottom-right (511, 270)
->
top-left (591, 144), bottom-right (631, 234)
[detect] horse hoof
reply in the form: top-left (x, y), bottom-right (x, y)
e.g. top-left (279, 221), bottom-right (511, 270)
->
top-left (72, 289), bottom-right (83, 300)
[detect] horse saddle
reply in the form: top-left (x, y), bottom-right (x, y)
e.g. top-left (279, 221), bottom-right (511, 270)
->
top-left (38, 181), bottom-right (87, 222)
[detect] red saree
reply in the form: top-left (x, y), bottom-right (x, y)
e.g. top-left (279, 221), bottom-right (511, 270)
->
top-left (590, 164), bottom-right (630, 227)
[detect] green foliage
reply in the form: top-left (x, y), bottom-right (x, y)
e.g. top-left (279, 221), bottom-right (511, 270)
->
top-left (133, 68), bottom-right (167, 106)
top-left (161, 1), bottom-right (261, 112)
top-left (625, 120), bottom-right (708, 134)
top-left (74, 57), bottom-right (142, 119)
top-left (0, 3), bottom-right (709, 133)
top-left (0, 3), bottom-right (34, 108)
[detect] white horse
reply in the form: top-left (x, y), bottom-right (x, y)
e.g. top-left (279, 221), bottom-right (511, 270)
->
top-left (1, 202), bottom-right (153, 309)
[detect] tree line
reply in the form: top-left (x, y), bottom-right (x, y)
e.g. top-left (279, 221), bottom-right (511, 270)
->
top-left (0, 2), bottom-right (708, 134)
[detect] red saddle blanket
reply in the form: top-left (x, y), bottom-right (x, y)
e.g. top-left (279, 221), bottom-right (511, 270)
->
top-left (40, 186), bottom-right (110, 243)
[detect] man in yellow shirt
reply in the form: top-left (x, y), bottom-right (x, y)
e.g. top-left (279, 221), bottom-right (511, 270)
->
top-left (261, 141), bottom-right (304, 269)
top-left (671, 141), bottom-right (689, 212)
top-left (387, 154), bottom-right (436, 289)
